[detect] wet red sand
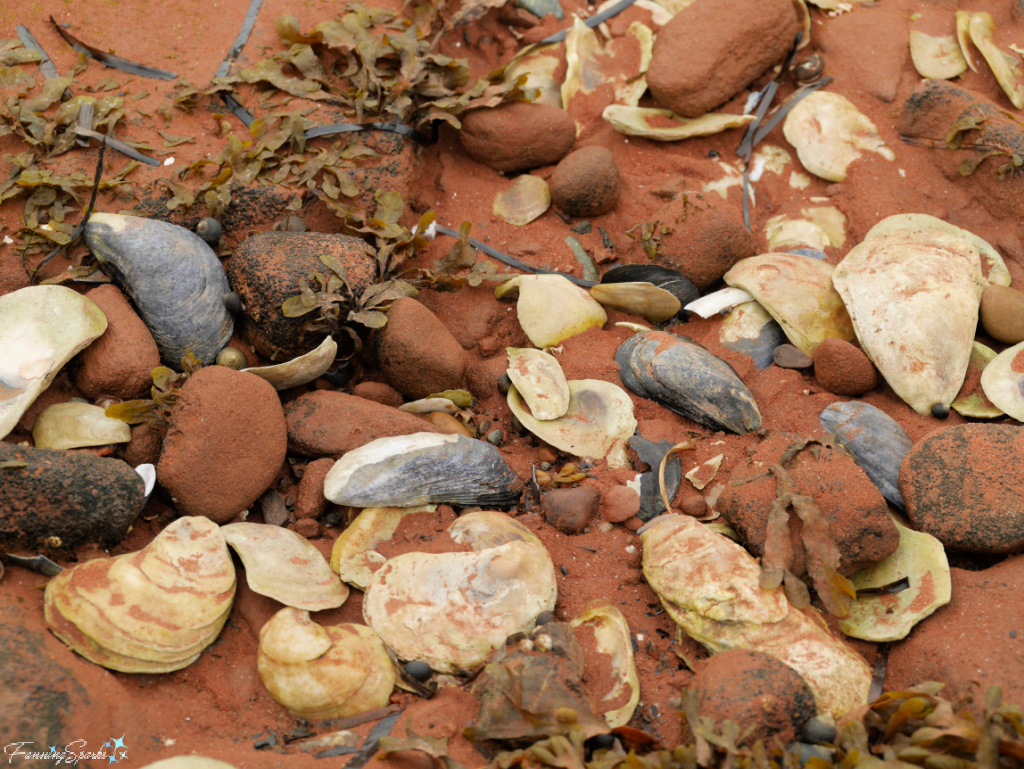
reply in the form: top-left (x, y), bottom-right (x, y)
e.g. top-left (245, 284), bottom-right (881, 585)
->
top-left (2, 0), bottom-right (1024, 766)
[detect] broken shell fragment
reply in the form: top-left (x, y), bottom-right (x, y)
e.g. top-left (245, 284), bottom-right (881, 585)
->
top-left (640, 514), bottom-right (872, 718)
top-left (601, 264), bottom-right (701, 314)
top-left (44, 516), bottom-right (236, 673)
top-left (32, 402), bottom-right (131, 450)
top-left (258, 607), bottom-right (396, 719)
top-left (323, 433), bottom-right (523, 508)
top-left (719, 301), bottom-right (786, 370)
top-left (684, 287), bottom-right (754, 318)
top-left (616, 331), bottom-right (762, 434)
top-left (363, 511), bottom-right (557, 673)
top-left (963, 12), bottom-right (1024, 109)
top-left (782, 91), bottom-right (894, 182)
top-left (952, 342), bottom-right (1003, 418)
top-left (506, 347), bottom-right (571, 421)
top-left (909, 30), bottom-right (968, 80)
top-left (839, 519), bottom-right (951, 643)
top-left (495, 275), bottom-right (607, 348)
top-left (241, 336), bottom-right (337, 390)
top-left (603, 105), bottom-right (754, 141)
top-left (397, 397), bottom-right (459, 415)
top-left (503, 44), bottom-right (562, 107)
top-left (980, 341), bottom-right (1024, 422)
top-left (590, 282), bottom-right (681, 323)
top-left (832, 228), bottom-right (984, 415)
top-left (724, 253), bottom-right (854, 356)
top-left (493, 175), bottom-right (551, 226)
top-left (83, 213), bottom-right (234, 369)
top-left (0, 285), bottom-right (107, 440)
top-left (570, 599), bottom-right (639, 728)
top-left (221, 523), bottom-right (348, 611)
top-left (765, 206), bottom-right (847, 251)
top-left (509, 378), bottom-right (636, 468)
top-left (330, 505), bottom-right (436, 590)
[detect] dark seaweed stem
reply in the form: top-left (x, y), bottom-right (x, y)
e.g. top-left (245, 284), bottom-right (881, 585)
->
top-left (215, 0), bottom-right (265, 127)
top-left (49, 16), bottom-right (178, 80)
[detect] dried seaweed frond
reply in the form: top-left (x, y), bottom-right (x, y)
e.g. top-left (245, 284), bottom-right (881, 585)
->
top-left (105, 352), bottom-right (201, 425)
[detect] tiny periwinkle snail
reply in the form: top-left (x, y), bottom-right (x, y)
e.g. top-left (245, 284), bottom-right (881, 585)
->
top-left (216, 346), bottom-right (247, 370)
top-left (196, 217), bottom-right (222, 245)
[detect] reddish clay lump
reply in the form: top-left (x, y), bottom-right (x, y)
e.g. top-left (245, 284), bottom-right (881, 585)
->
top-left (549, 146), bottom-right (622, 217)
top-left (374, 297), bottom-right (468, 399)
top-left (813, 338), bottom-right (878, 396)
top-left (980, 285), bottom-right (1024, 344)
top-left (458, 102), bottom-right (577, 173)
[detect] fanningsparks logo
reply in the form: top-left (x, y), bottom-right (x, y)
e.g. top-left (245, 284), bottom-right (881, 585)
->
top-left (3, 736), bottom-right (128, 765)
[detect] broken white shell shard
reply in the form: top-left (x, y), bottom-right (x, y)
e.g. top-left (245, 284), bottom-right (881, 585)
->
top-left (330, 505), bottom-right (437, 590)
top-left (362, 511), bottom-right (557, 674)
top-left (506, 347), bottom-right (571, 421)
top-left (221, 522), bottom-right (348, 611)
top-left (724, 253), bottom-right (854, 356)
top-left (508, 379), bottom-right (636, 468)
top-left (397, 397), bottom-right (459, 415)
top-left (603, 105), bottom-right (754, 141)
top-left (980, 341), bottom-right (1024, 422)
top-left (323, 432), bottom-right (522, 508)
top-left (782, 91), bottom-right (894, 182)
top-left (839, 519), bottom-right (951, 643)
top-left (909, 30), bottom-right (968, 80)
top-left (258, 607), bottom-right (396, 719)
top-left (832, 229), bottom-right (983, 415)
top-left (640, 514), bottom-right (872, 719)
top-left (495, 275), bottom-right (607, 349)
top-left (32, 402), bottom-right (131, 450)
top-left (135, 463), bottom-right (157, 499)
top-left (685, 454), bottom-right (723, 491)
top-left (493, 175), bottom-right (551, 226)
top-left (0, 285), bottom-right (107, 440)
top-left (571, 599), bottom-right (639, 728)
top-left (684, 287), bottom-right (754, 318)
top-left (242, 336), bottom-right (337, 390)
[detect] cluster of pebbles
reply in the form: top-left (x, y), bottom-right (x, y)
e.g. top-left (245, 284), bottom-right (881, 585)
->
top-left (3, 0), bottom-right (1024, 765)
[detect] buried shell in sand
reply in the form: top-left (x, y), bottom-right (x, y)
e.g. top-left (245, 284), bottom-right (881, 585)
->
top-left (323, 432), bottom-right (523, 508)
top-left (84, 213), bottom-right (235, 369)
top-left (330, 505), bottom-right (436, 590)
top-left (44, 517), bottom-right (236, 673)
top-left (362, 511), bottom-right (557, 673)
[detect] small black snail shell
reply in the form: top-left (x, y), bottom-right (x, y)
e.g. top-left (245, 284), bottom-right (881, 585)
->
top-left (931, 403), bottom-right (951, 419)
top-left (793, 53), bottom-right (825, 86)
top-left (196, 217), bottom-right (222, 245)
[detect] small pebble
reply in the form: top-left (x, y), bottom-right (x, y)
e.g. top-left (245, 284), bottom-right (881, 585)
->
top-left (931, 403), bottom-right (950, 419)
top-left (602, 485), bottom-right (641, 523)
top-left (623, 516), bottom-right (645, 532)
top-left (425, 411), bottom-right (473, 437)
top-left (322, 510), bottom-right (344, 528)
top-left (486, 429), bottom-right (504, 446)
top-left (812, 337), bottom-right (878, 396)
top-left (259, 489), bottom-right (289, 527)
top-left (773, 344), bottom-right (813, 369)
top-left (679, 491), bottom-right (708, 517)
top-left (404, 660), bottom-right (432, 682)
top-left (291, 518), bottom-right (321, 539)
top-left (980, 285), bottom-right (1024, 344)
top-left (497, 373), bottom-right (513, 395)
top-left (549, 146), bottom-right (621, 217)
top-left (535, 610), bottom-right (557, 625)
top-left (542, 486), bottom-right (600, 534)
top-left (350, 381), bottom-right (405, 408)
top-left (802, 715), bottom-right (837, 744)
top-left (294, 457), bottom-right (334, 519)
top-left (536, 446), bottom-right (558, 464)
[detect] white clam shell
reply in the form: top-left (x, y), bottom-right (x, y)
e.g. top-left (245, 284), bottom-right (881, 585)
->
top-left (32, 402), bottom-right (131, 450)
top-left (506, 347), bottom-right (570, 421)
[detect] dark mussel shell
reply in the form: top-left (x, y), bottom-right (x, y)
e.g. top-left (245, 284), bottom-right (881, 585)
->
top-left (616, 331), bottom-right (762, 434)
top-left (84, 213), bottom-right (233, 368)
top-left (601, 265), bottom-right (700, 317)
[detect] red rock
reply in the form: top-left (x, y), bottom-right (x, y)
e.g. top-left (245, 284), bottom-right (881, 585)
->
top-left (72, 284), bottom-right (160, 400)
top-left (542, 486), bottom-right (600, 534)
top-left (291, 518), bottom-right (321, 539)
top-left (466, 356), bottom-right (510, 399)
top-left (425, 411), bottom-right (473, 437)
top-left (718, 432), bottom-right (899, 576)
top-left (284, 390), bottom-right (440, 457)
top-left (603, 486), bottom-right (640, 522)
top-left (647, 0), bottom-right (799, 118)
top-left (549, 147), bottom-right (621, 217)
top-left (375, 297), bottom-right (468, 399)
top-left (157, 367), bottom-right (287, 523)
top-left (813, 338), bottom-right (878, 396)
top-left (459, 102), bottom-right (577, 173)
top-left (679, 491), bottom-right (708, 517)
top-left (294, 457), bottom-right (333, 519)
top-left (885, 555), bottom-right (1024, 713)
top-left (119, 422), bottom-right (166, 467)
top-left (689, 650), bottom-right (816, 747)
top-left (351, 381), bottom-right (404, 408)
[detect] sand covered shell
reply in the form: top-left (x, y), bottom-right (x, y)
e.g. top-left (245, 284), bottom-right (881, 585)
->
top-left (363, 511), bottom-right (557, 673)
top-left (323, 433), bottom-right (523, 508)
top-left (958, 11), bottom-right (1024, 109)
top-left (496, 274), bottom-right (607, 349)
top-left (764, 206), bottom-right (847, 251)
top-left (257, 607), bottom-right (396, 719)
top-left (839, 520), bottom-right (951, 643)
top-left (953, 342), bottom-right (1003, 418)
top-left (590, 282), bottom-right (681, 323)
top-left (782, 91), bottom-right (894, 182)
top-left (719, 301), bottom-right (786, 369)
top-left (84, 213), bottom-right (234, 368)
top-left (493, 175), bottom-right (551, 226)
top-left (44, 517), bottom-right (236, 673)
top-left (616, 331), bottom-right (762, 434)
top-left (508, 379), bottom-right (636, 468)
top-left (0, 285), bottom-right (107, 439)
top-left (723, 253), bottom-right (854, 356)
top-left (503, 44), bottom-right (562, 107)
top-left (570, 600), bottom-right (639, 728)
top-left (640, 514), bottom-right (872, 718)
top-left (330, 505), bottom-right (436, 590)
top-left (910, 30), bottom-right (968, 80)
top-left (603, 106), bottom-right (754, 141)
top-left (832, 227), bottom-right (984, 415)
top-left (221, 523), bottom-right (348, 611)
top-left (980, 341), bottom-right (1024, 422)
top-left (241, 336), bottom-right (337, 390)
top-left (506, 347), bottom-right (570, 420)
top-left (32, 402), bottom-right (131, 450)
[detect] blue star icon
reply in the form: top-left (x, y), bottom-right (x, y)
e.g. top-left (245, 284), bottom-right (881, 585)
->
top-left (106, 735), bottom-right (126, 764)
top-left (48, 746), bottom-right (57, 754)
top-left (110, 736), bottom-right (126, 752)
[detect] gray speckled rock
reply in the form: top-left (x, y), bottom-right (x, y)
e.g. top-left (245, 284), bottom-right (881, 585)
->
top-left (900, 424), bottom-right (1024, 553)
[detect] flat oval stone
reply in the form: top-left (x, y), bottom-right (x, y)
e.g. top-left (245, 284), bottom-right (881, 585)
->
top-left (375, 298), bottom-right (467, 399)
top-left (772, 343), bottom-right (813, 370)
top-left (900, 424), bottom-right (1024, 553)
top-left (980, 284), bottom-right (1024, 344)
top-left (459, 102), bottom-right (576, 173)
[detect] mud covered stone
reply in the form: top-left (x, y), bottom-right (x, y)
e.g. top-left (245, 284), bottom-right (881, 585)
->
top-left (646, 0), bottom-right (799, 118)
top-left (459, 102), bottom-right (577, 173)
top-left (284, 390), bottom-right (440, 457)
top-left (157, 367), bottom-right (287, 523)
top-left (689, 650), bottom-right (816, 747)
top-left (295, 457), bottom-right (333, 519)
top-left (72, 284), bottom-right (160, 400)
top-left (374, 297), bottom-right (468, 399)
top-left (541, 485), bottom-right (600, 534)
top-left (120, 422), bottom-right (167, 467)
top-left (718, 433), bottom-right (899, 576)
top-left (549, 146), bottom-right (621, 217)
top-left (0, 443), bottom-right (145, 550)
top-left (900, 424), bottom-right (1024, 553)
top-left (813, 337), bottom-right (878, 396)
top-left (226, 231), bottom-right (376, 360)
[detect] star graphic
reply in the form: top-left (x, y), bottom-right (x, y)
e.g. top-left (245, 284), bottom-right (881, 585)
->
top-left (48, 746), bottom-right (57, 754)
top-left (110, 736), bottom-right (126, 752)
